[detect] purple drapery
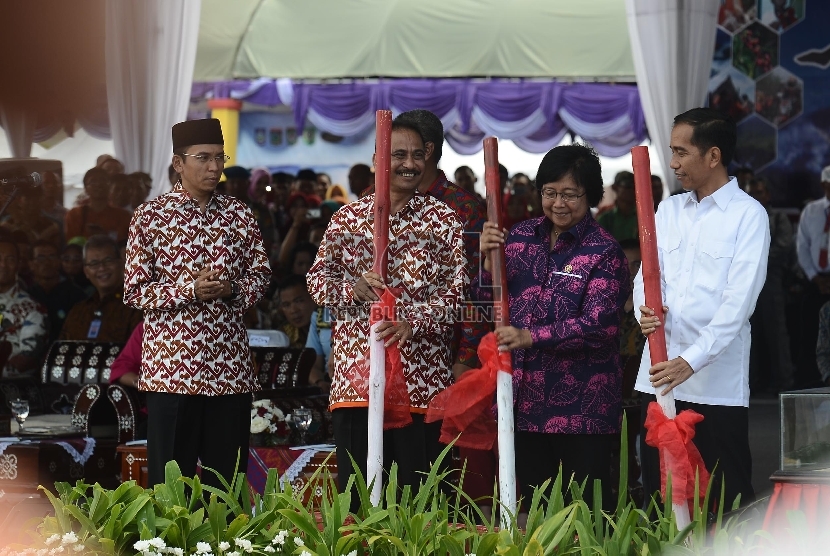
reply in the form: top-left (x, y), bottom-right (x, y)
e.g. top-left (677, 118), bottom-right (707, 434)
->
top-left (192, 78), bottom-right (648, 157)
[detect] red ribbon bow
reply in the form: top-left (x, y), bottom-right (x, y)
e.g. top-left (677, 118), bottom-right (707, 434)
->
top-left (644, 401), bottom-right (710, 507)
top-left (425, 332), bottom-right (512, 450)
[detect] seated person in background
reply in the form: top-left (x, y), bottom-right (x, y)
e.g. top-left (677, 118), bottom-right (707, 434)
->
top-left (0, 237), bottom-right (48, 377)
top-left (128, 172), bottom-right (153, 210)
top-left (597, 171), bottom-right (638, 242)
top-left (0, 186), bottom-right (62, 247)
top-left (59, 234), bottom-right (142, 342)
top-left (273, 275), bottom-right (316, 349)
top-left (64, 168), bottom-right (132, 242)
top-left (278, 194), bottom-right (320, 266)
top-left (61, 242), bottom-right (93, 295)
top-left (306, 306), bottom-right (332, 394)
top-left (41, 171), bottom-right (67, 226)
top-left (295, 168), bottom-right (319, 197)
top-left (27, 241), bottom-right (87, 344)
top-left (109, 173), bottom-right (134, 213)
top-left (289, 242), bottom-right (319, 277)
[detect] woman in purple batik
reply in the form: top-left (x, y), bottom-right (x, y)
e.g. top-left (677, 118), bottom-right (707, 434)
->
top-left (478, 144), bottom-right (630, 512)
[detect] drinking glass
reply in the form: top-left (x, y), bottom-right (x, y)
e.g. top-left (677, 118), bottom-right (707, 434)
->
top-left (9, 399), bottom-right (29, 433)
top-left (293, 407), bottom-right (313, 446)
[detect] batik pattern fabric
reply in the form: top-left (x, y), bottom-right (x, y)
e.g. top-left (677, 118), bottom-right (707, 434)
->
top-left (307, 192), bottom-right (466, 412)
top-left (124, 184), bottom-right (271, 396)
top-left (424, 171), bottom-right (489, 368)
top-left (474, 213), bottom-right (629, 434)
top-left (0, 285), bottom-right (48, 376)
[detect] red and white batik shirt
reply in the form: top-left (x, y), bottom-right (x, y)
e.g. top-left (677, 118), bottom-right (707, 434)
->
top-left (124, 184), bottom-right (271, 396)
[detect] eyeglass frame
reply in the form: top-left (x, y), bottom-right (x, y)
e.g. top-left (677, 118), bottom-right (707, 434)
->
top-left (83, 257), bottom-right (120, 270)
top-left (539, 188), bottom-right (587, 203)
top-left (177, 153), bottom-right (231, 165)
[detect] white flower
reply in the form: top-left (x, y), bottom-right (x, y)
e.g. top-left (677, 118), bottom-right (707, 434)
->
top-left (45, 536), bottom-right (60, 547)
top-left (71, 546), bottom-right (84, 553)
top-left (250, 416), bottom-right (269, 434)
top-left (61, 532), bottom-right (78, 546)
top-left (233, 539), bottom-right (253, 553)
top-left (294, 537), bottom-right (304, 547)
top-left (37, 550), bottom-right (48, 556)
top-left (148, 538), bottom-right (166, 550)
top-left (299, 551), bottom-right (311, 556)
top-left (227, 552), bottom-right (240, 556)
top-left (196, 542), bottom-right (212, 554)
top-left (133, 541), bottom-right (151, 552)
top-left (169, 548), bottom-right (184, 556)
top-left (252, 400), bottom-right (270, 408)
top-left (263, 547), bottom-right (275, 554)
top-left (218, 542), bottom-right (230, 552)
top-left (271, 407), bottom-right (285, 420)
top-left (346, 551), bottom-right (357, 556)
top-left (49, 548), bottom-right (64, 555)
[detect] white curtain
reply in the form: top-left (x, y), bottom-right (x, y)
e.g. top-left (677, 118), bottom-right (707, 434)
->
top-left (0, 106), bottom-right (36, 158)
top-left (625, 0), bottom-right (718, 192)
top-left (105, 0), bottom-right (202, 199)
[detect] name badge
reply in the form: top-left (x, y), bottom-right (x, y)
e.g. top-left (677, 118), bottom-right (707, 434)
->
top-left (87, 319), bottom-right (102, 339)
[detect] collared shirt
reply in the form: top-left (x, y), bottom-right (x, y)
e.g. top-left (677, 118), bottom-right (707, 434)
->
top-left (796, 196), bottom-right (830, 280)
top-left (59, 290), bottom-right (142, 343)
top-left (307, 193), bottom-right (466, 412)
top-left (474, 213), bottom-right (630, 435)
top-left (634, 178), bottom-right (770, 407)
top-left (124, 184), bottom-right (271, 396)
top-left (0, 284), bottom-right (48, 376)
top-left (29, 279), bottom-right (88, 343)
top-left (424, 171), bottom-right (489, 368)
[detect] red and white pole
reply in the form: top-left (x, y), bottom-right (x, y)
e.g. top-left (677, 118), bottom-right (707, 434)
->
top-left (632, 146), bottom-right (690, 529)
top-left (484, 137), bottom-right (516, 528)
top-left (368, 110), bottom-right (392, 506)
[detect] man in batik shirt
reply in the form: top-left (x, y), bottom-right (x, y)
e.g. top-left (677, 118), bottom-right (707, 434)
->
top-left (307, 119), bottom-right (466, 499)
top-left (124, 119), bottom-right (271, 488)
top-left (0, 238), bottom-right (47, 377)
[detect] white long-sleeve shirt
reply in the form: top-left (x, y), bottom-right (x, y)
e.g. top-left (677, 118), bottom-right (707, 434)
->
top-left (796, 196), bottom-right (830, 281)
top-left (634, 178), bottom-right (770, 407)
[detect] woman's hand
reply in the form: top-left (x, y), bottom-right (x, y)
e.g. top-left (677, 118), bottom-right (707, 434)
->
top-left (639, 305), bottom-right (668, 336)
top-left (480, 222), bottom-right (508, 273)
top-left (495, 326), bottom-right (532, 351)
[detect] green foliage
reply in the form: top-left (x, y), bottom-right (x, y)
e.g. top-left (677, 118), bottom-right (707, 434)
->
top-left (11, 418), bottom-right (824, 555)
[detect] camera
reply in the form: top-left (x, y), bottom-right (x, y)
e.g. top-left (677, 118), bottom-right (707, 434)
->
top-left (306, 208), bottom-right (321, 219)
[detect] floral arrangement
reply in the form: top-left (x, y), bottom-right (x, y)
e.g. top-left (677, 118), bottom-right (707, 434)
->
top-left (250, 400), bottom-right (290, 446)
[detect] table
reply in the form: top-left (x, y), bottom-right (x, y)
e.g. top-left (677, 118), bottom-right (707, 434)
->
top-left (763, 470), bottom-right (830, 536)
top-left (118, 444), bottom-right (338, 506)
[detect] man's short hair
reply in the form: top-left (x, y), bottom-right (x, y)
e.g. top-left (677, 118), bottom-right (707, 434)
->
top-left (498, 164), bottom-right (509, 183)
top-left (390, 118), bottom-right (427, 150)
top-left (394, 110), bottom-right (444, 162)
top-left (535, 144), bottom-right (605, 208)
top-left (614, 171), bottom-right (635, 187)
top-left (83, 167), bottom-right (108, 187)
top-left (82, 234), bottom-right (119, 260)
top-left (278, 274), bottom-right (311, 297)
top-left (673, 108), bottom-right (737, 167)
top-left (297, 168), bottom-right (317, 182)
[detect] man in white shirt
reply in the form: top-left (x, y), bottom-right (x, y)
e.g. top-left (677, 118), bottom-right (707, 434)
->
top-left (795, 166), bottom-right (830, 386)
top-left (635, 108), bottom-right (770, 510)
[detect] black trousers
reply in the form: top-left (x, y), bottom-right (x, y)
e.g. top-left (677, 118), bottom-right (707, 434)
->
top-left (332, 408), bottom-right (445, 511)
top-left (146, 392), bottom-right (252, 489)
top-left (515, 431), bottom-right (615, 513)
top-left (639, 394), bottom-right (754, 512)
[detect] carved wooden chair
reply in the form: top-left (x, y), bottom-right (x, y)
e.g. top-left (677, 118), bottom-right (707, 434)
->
top-left (252, 347), bottom-right (316, 389)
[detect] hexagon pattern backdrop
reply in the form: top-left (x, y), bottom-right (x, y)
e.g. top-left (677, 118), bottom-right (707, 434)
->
top-left (710, 0), bottom-right (830, 206)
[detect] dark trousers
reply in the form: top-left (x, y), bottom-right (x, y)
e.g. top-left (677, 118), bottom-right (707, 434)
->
top-left (515, 430), bottom-right (615, 513)
top-left (749, 269), bottom-right (794, 391)
top-left (332, 408), bottom-right (445, 511)
top-left (639, 394), bottom-right (754, 512)
top-left (146, 392), bottom-right (252, 489)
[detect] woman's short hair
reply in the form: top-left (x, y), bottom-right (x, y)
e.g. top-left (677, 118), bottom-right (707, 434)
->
top-left (535, 144), bottom-right (604, 208)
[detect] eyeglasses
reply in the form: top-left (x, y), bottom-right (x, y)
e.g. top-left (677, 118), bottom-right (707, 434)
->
top-left (179, 153), bottom-right (230, 165)
top-left (84, 257), bottom-right (119, 270)
top-left (540, 189), bottom-right (586, 203)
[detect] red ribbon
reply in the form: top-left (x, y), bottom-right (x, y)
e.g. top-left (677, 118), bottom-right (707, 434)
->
top-left (425, 332), bottom-right (512, 450)
top-left (644, 401), bottom-right (710, 507)
top-left (369, 288), bottom-right (412, 430)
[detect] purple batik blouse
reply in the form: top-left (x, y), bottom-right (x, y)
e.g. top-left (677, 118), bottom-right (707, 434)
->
top-left (475, 213), bottom-right (630, 435)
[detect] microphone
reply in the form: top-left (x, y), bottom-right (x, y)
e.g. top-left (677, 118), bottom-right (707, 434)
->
top-left (0, 172), bottom-right (43, 188)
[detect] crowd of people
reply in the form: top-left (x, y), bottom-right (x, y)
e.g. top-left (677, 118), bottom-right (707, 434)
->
top-left (3, 102), bottom-right (830, 515)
